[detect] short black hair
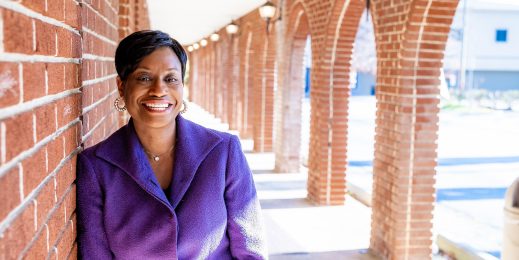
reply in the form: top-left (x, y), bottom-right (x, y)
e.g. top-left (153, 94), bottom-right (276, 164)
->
top-left (115, 30), bottom-right (187, 82)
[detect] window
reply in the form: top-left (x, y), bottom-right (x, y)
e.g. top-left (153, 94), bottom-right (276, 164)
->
top-left (496, 29), bottom-right (508, 42)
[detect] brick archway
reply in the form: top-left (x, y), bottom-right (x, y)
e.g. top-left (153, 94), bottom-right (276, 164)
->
top-left (274, 1), bottom-right (311, 172)
top-left (307, 0), bottom-right (366, 205)
top-left (369, 0), bottom-right (459, 258)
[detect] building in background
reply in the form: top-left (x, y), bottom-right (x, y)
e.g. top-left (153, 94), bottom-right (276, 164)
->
top-left (443, 0), bottom-right (519, 91)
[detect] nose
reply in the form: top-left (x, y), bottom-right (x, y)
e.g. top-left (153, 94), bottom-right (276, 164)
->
top-left (149, 79), bottom-right (168, 97)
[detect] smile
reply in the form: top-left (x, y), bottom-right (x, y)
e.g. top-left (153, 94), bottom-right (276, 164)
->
top-left (142, 102), bottom-right (173, 112)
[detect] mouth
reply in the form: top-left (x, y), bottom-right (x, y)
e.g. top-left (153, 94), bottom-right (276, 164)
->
top-left (141, 101), bottom-right (174, 113)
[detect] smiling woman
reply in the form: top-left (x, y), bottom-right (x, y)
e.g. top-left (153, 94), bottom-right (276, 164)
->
top-left (76, 30), bottom-right (267, 259)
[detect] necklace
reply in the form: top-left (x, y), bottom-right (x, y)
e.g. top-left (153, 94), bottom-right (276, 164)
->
top-left (144, 145), bottom-right (174, 162)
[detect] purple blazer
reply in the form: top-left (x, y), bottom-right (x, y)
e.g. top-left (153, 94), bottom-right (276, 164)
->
top-left (77, 116), bottom-right (266, 259)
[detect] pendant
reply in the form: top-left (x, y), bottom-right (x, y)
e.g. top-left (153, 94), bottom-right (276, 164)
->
top-left (153, 156), bottom-right (160, 161)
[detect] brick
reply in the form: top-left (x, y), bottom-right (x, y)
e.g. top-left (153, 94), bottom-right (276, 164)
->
top-left (2, 9), bottom-right (34, 54)
top-left (23, 63), bottom-right (46, 101)
top-left (0, 166), bottom-right (21, 220)
top-left (47, 63), bottom-right (65, 95)
top-left (35, 180), bottom-right (56, 233)
top-left (47, 199), bottom-right (65, 248)
top-left (65, 0), bottom-right (81, 29)
top-left (4, 112), bottom-right (34, 162)
top-left (64, 63), bottom-right (80, 90)
top-left (21, 0), bottom-right (46, 14)
top-left (35, 104), bottom-right (57, 142)
top-left (35, 20), bottom-right (57, 56)
top-left (0, 202), bottom-right (36, 259)
top-left (56, 94), bottom-right (81, 129)
top-left (55, 160), bottom-right (75, 201)
top-left (46, 0), bottom-right (65, 21)
top-left (63, 184), bottom-right (76, 220)
top-left (22, 146), bottom-right (47, 197)
top-left (22, 228), bottom-right (48, 259)
top-left (56, 218), bottom-right (76, 260)
top-left (56, 29), bottom-right (71, 58)
top-left (46, 138), bottom-right (63, 173)
top-left (67, 242), bottom-right (78, 260)
top-left (0, 62), bottom-right (20, 108)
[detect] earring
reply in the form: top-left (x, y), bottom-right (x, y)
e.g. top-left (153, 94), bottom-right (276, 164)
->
top-left (180, 100), bottom-right (188, 114)
top-left (114, 97), bottom-right (126, 112)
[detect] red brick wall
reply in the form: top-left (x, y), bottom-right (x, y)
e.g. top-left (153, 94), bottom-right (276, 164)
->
top-left (0, 0), bottom-right (149, 258)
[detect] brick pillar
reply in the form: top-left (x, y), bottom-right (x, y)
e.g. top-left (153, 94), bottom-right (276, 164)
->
top-left (239, 28), bottom-right (254, 138)
top-left (252, 22), bottom-right (275, 153)
top-left (228, 35), bottom-right (240, 130)
top-left (209, 42), bottom-right (216, 115)
top-left (369, 0), bottom-right (458, 259)
top-left (307, 0), bottom-right (365, 205)
top-left (275, 3), bottom-right (309, 172)
top-left (217, 36), bottom-right (229, 124)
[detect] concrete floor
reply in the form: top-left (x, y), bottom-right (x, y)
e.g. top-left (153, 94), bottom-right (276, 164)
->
top-left (248, 155), bottom-right (378, 259)
top-left (184, 103), bottom-right (381, 259)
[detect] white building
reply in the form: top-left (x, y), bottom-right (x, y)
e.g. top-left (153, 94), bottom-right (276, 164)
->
top-left (443, 0), bottom-right (519, 91)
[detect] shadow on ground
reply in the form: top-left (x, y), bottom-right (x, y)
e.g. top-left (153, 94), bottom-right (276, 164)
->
top-left (270, 249), bottom-right (377, 260)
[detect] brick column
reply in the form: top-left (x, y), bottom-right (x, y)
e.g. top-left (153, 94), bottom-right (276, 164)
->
top-left (307, 0), bottom-right (365, 205)
top-left (369, 0), bottom-right (458, 259)
top-left (252, 23), bottom-right (275, 152)
top-left (275, 3), bottom-right (309, 172)
top-left (238, 28), bottom-right (254, 138)
top-left (227, 36), bottom-right (240, 129)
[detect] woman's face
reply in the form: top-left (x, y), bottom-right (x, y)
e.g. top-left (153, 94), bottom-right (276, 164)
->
top-left (117, 47), bottom-right (183, 129)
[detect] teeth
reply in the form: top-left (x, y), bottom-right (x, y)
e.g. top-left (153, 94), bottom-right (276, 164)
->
top-left (144, 103), bottom-right (169, 108)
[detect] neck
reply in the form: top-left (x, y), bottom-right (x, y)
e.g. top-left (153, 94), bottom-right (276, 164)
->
top-left (133, 120), bottom-right (176, 155)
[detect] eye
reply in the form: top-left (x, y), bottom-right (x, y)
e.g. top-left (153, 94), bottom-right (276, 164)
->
top-left (165, 76), bottom-right (179, 84)
top-left (136, 74), bottom-right (152, 82)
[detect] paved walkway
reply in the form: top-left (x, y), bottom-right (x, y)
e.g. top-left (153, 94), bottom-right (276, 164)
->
top-left (184, 102), bottom-right (380, 259)
top-left (345, 96), bottom-right (519, 259)
top-left (185, 98), bottom-right (519, 259)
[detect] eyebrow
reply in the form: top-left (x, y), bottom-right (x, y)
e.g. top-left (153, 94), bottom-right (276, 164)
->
top-left (134, 67), bottom-right (180, 72)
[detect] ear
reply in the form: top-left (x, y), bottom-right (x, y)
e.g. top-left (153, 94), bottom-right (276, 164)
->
top-left (116, 76), bottom-right (124, 97)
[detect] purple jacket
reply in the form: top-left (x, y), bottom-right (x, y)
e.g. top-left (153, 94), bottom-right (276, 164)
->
top-left (77, 116), bottom-right (266, 259)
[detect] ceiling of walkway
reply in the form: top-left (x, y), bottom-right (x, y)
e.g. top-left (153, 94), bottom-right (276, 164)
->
top-left (148, 0), bottom-right (265, 45)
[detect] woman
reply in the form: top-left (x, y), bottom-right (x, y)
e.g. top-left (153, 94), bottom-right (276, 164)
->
top-left (77, 30), bottom-right (267, 259)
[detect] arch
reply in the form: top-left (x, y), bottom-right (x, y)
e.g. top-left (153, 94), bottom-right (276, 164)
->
top-left (306, 0), bottom-right (366, 205)
top-left (274, 1), bottom-right (311, 172)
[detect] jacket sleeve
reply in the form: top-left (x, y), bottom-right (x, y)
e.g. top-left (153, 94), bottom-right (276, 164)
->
top-left (76, 152), bottom-right (113, 259)
top-left (224, 135), bottom-right (268, 259)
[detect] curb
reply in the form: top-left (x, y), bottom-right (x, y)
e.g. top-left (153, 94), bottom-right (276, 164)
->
top-left (436, 235), bottom-right (499, 260)
top-left (346, 181), bottom-right (500, 260)
top-left (347, 182), bottom-right (372, 207)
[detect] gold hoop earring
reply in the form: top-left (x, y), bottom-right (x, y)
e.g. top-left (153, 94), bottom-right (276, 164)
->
top-left (180, 100), bottom-right (188, 114)
top-left (114, 97), bottom-right (126, 112)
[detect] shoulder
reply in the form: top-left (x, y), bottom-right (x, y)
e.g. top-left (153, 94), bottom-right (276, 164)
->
top-left (79, 124), bottom-right (128, 161)
top-left (177, 115), bottom-right (236, 144)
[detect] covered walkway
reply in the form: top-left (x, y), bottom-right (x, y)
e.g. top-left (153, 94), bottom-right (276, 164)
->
top-left (184, 102), bottom-right (378, 259)
top-left (2, 0), bottom-right (512, 259)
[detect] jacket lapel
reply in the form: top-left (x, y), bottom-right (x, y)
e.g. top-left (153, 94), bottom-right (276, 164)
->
top-left (169, 116), bottom-right (222, 209)
top-left (94, 116), bottom-right (223, 211)
top-left (95, 119), bottom-right (172, 211)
